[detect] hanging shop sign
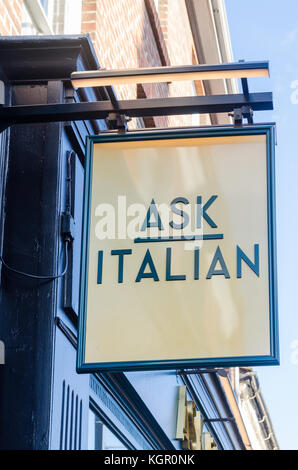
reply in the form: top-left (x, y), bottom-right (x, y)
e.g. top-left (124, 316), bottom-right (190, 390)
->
top-left (77, 125), bottom-right (279, 372)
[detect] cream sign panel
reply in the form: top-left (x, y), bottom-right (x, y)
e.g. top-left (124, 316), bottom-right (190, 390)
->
top-left (77, 127), bottom-right (279, 372)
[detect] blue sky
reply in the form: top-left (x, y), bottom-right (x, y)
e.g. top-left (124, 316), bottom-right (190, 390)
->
top-left (226, 0), bottom-right (298, 450)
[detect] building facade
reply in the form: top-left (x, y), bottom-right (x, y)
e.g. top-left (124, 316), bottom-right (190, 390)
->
top-left (0, 0), bottom-right (278, 450)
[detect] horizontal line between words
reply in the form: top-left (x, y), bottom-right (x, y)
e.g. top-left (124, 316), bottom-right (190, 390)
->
top-left (133, 234), bottom-right (224, 243)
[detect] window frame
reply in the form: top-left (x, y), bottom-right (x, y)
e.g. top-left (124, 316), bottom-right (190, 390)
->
top-left (89, 399), bottom-right (135, 451)
top-left (23, 0), bottom-right (54, 35)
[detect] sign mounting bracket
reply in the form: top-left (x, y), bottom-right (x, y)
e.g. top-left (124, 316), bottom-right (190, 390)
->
top-left (0, 61), bottom-right (271, 133)
top-left (230, 105), bottom-right (254, 126)
top-left (229, 73), bottom-right (254, 126)
top-left (105, 87), bottom-right (130, 133)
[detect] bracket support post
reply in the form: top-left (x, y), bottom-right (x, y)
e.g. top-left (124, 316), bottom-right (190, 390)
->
top-left (230, 106), bottom-right (254, 126)
top-left (106, 88), bottom-right (130, 132)
top-left (106, 112), bottom-right (129, 133)
top-left (64, 82), bottom-right (75, 103)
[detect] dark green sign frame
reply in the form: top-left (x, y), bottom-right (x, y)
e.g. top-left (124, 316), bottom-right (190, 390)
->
top-left (77, 125), bottom-right (279, 373)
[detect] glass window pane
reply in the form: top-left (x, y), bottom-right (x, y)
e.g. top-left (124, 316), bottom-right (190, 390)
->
top-left (88, 409), bottom-right (96, 450)
top-left (40, 0), bottom-right (49, 14)
top-left (46, 0), bottom-right (82, 34)
top-left (102, 426), bottom-right (127, 451)
top-left (88, 408), bottom-right (128, 450)
top-left (21, 4), bottom-right (40, 35)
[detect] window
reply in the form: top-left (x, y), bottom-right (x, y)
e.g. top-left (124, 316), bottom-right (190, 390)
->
top-left (88, 409), bottom-right (128, 451)
top-left (48, 0), bottom-right (82, 34)
top-left (21, 0), bottom-right (53, 35)
top-left (21, 0), bottom-right (82, 35)
top-left (21, 3), bottom-right (40, 35)
top-left (39, 0), bottom-right (49, 14)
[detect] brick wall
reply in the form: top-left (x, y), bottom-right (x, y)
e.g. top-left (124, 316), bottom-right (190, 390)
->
top-left (158, 0), bottom-right (168, 43)
top-left (82, 0), bottom-right (171, 127)
top-left (0, 0), bottom-right (23, 36)
top-left (81, 0), bottom-right (207, 127)
top-left (0, 0), bottom-right (208, 128)
top-left (159, 0), bottom-right (201, 126)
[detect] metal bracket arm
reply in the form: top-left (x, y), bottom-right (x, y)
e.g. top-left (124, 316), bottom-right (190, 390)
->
top-left (0, 92), bottom-right (272, 133)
